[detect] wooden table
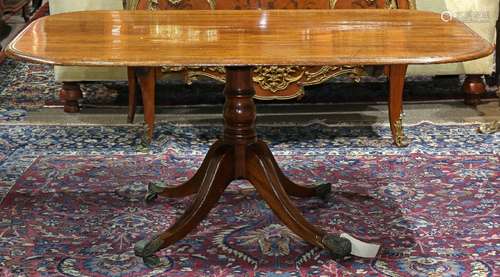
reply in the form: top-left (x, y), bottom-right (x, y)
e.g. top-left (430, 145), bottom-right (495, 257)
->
top-left (6, 10), bottom-right (493, 266)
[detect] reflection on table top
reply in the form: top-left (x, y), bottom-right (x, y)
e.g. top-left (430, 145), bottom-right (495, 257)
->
top-left (7, 10), bottom-right (494, 67)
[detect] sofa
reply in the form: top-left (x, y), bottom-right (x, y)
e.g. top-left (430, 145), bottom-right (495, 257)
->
top-left (50, 0), bottom-right (498, 144)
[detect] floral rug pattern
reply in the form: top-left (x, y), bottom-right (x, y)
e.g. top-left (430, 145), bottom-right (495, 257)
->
top-left (0, 123), bottom-right (498, 276)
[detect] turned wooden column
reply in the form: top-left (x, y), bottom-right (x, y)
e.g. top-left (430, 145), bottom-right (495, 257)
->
top-left (463, 75), bottom-right (486, 106)
top-left (223, 66), bottom-right (257, 178)
top-left (59, 82), bottom-right (83, 113)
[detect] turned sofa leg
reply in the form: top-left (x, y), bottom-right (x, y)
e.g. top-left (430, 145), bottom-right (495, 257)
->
top-left (463, 75), bottom-right (486, 106)
top-left (59, 82), bottom-right (83, 113)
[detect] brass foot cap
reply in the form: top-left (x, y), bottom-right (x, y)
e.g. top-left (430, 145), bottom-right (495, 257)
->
top-left (135, 238), bottom-right (163, 268)
top-left (144, 182), bottom-right (167, 203)
top-left (322, 235), bottom-right (352, 259)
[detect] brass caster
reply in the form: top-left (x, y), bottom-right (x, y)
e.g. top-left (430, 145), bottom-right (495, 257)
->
top-left (394, 137), bottom-right (409, 148)
top-left (135, 237), bottom-right (164, 268)
top-left (478, 120), bottom-right (499, 134)
top-left (144, 182), bottom-right (167, 204)
top-left (315, 183), bottom-right (332, 200)
top-left (322, 234), bottom-right (352, 259)
top-left (142, 255), bottom-right (161, 268)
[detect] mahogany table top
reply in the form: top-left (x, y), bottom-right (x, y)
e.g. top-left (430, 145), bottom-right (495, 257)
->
top-left (6, 10), bottom-right (494, 67)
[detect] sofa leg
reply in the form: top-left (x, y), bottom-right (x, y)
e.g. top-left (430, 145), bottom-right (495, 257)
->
top-left (60, 82), bottom-right (82, 113)
top-left (463, 75), bottom-right (486, 106)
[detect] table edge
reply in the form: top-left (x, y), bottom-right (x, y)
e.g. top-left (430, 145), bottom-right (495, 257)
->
top-left (5, 10), bottom-right (495, 67)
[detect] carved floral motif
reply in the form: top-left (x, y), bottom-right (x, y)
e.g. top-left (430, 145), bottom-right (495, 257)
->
top-left (162, 65), bottom-right (364, 96)
top-left (301, 66), bottom-right (364, 85)
top-left (253, 66), bottom-right (305, 93)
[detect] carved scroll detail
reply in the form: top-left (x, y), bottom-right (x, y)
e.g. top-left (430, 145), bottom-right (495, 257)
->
top-left (253, 66), bottom-right (305, 93)
top-left (187, 66), bottom-right (226, 84)
top-left (162, 65), bottom-right (365, 97)
top-left (300, 66), bottom-right (364, 86)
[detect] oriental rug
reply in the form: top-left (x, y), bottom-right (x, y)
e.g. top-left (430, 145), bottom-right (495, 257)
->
top-left (0, 123), bottom-right (498, 276)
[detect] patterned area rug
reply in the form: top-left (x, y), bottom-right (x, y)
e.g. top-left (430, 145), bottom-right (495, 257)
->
top-left (0, 123), bottom-right (498, 276)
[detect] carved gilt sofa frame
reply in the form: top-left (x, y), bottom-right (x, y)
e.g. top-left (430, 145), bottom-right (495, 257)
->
top-left (125, 0), bottom-right (414, 147)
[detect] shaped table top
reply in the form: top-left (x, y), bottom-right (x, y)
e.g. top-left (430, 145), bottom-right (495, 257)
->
top-left (6, 10), bottom-right (494, 67)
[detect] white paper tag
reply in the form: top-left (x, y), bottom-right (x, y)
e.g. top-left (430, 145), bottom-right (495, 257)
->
top-left (340, 233), bottom-right (380, 258)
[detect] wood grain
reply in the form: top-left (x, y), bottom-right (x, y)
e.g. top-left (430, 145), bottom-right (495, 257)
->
top-left (6, 10), bottom-right (493, 67)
